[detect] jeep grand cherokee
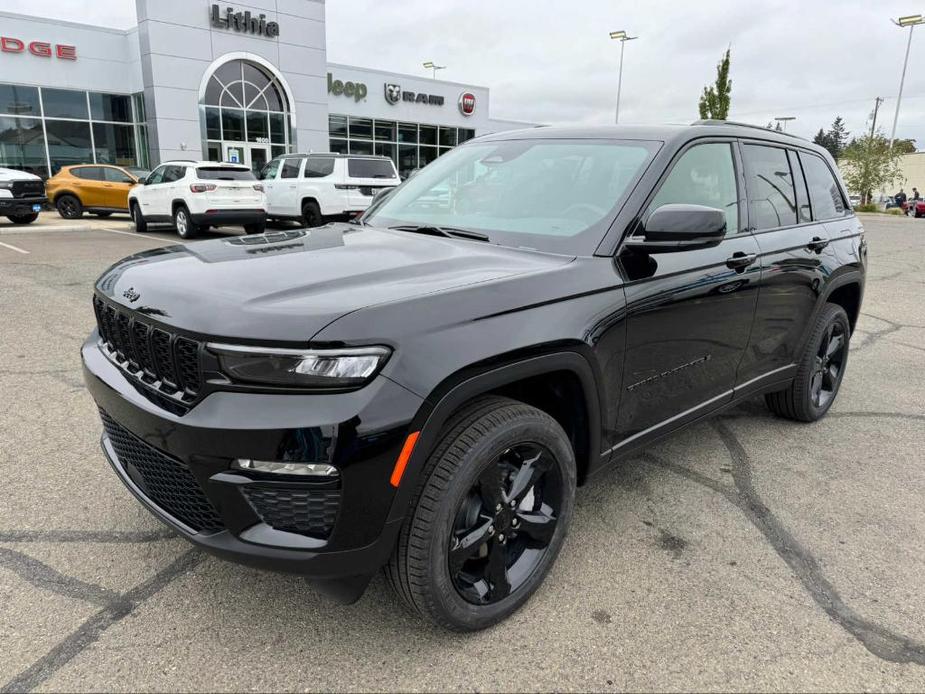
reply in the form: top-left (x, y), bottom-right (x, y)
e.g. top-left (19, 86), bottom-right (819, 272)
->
top-left (83, 122), bottom-right (865, 631)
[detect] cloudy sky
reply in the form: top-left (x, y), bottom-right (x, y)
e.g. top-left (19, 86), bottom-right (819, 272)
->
top-left (6, 0), bottom-right (924, 147)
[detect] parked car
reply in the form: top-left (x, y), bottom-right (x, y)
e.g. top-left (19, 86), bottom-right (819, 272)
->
top-left (0, 167), bottom-right (46, 224)
top-left (260, 153), bottom-right (400, 227)
top-left (848, 194), bottom-right (861, 207)
top-left (129, 161), bottom-right (266, 238)
top-left (83, 123), bottom-right (866, 631)
top-left (46, 164), bottom-right (148, 219)
top-left (910, 199), bottom-right (925, 217)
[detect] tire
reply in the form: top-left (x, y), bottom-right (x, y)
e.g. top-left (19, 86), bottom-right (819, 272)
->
top-left (244, 221), bottom-right (265, 235)
top-left (131, 203), bottom-right (147, 233)
top-left (92, 211), bottom-right (113, 218)
top-left (56, 194), bottom-right (83, 219)
top-left (301, 200), bottom-right (323, 228)
top-left (173, 205), bottom-right (198, 239)
top-left (385, 396), bottom-right (576, 631)
top-left (765, 303), bottom-right (850, 422)
top-left (6, 213), bottom-right (38, 224)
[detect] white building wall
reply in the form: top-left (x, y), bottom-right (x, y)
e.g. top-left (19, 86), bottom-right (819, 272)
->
top-left (135, 0), bottom-right (328, 164)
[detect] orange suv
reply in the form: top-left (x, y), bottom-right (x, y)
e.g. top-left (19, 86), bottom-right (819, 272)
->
top-left (46, 164), bottom-right (149, 219)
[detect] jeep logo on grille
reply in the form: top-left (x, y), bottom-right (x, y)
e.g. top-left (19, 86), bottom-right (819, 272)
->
top-left (122, 287), bottom-right (140, 303)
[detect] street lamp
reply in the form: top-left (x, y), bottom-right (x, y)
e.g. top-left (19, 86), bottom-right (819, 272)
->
top-left (774, 116), bottom-right (796, 132)
top-left (609, 30), bottom-right (638, 124)
top-left (422, 61), bottom-right (446, 79)
top-left (888, 14), bottom-right (924, 149)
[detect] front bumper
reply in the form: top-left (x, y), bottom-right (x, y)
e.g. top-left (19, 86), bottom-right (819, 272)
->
top-left (82, 334), bottom-right (422, 601)
top-left (190, 209), bottom-right (266, 226)
top-left (0, 196), bottom-right (46, 216)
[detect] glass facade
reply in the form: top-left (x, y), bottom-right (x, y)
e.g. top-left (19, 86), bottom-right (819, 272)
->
top-left (329, 114), bottom-right (475, 179)
top-left (0, 83), bottom-right (149, 178)
top-left (201, 60), bottom-right (293, 159)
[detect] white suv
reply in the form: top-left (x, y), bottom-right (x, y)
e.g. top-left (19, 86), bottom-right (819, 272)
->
top-left (259, 153), bottom-right (400, 226)
top-left (129, 161), bottom-right (266, 239)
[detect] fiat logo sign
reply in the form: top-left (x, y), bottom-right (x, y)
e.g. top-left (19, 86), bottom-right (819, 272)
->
top-left (458, 92), bottom-right (476, 116)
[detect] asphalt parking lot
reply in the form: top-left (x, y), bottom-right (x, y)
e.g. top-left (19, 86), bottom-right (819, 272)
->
top-left (1, 211), bottom-right (923, 692)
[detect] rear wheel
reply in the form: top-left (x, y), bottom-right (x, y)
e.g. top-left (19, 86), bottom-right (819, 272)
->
top-left (244, 221), bottom-right (265, 235)
top-left (56, 194), bottom-right (82, 219)
top-left (765, 303), bottom-right (850, 422)
top-left (301, 200), bottom-right (323, 228)
top-left (6, 213), bottom-right (38, 224)
top-left (386, 396), bottom-right (576, 631)
top-left (173, 205), bottom-right (198, 239)
top-left (131, 203), bottom-right (147, 233)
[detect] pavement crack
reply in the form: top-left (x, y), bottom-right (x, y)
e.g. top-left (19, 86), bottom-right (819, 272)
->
top-left (712, 420), bottom-right (925, 666)
top-left (0, 547), bottom-right (120, 608)
top-left (0, 529), bottom-right (175, 543)
top-left (0, 548), bottom-right (205, 694)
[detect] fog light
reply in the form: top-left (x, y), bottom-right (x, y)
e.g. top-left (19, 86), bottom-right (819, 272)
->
top-left (233, 459), bottom-right (339, 477)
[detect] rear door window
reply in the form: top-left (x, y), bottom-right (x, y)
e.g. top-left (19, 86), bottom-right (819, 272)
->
top-left (742, 144), bottom-right (797, 230)
top-left (74, 167), bottom-right (104, 180)
top-left (196, 167), bottom-right (256, 181)
top-left (787, 150), bottom-right (811, 223)
top-left (304, 157), bottom-right (335, 178)
top-left (347, 158), bottom-right (397, 179)
top-left (280, 158), bottom-right (303, 179)
top-left (799, 152), bottom-right (847, 220)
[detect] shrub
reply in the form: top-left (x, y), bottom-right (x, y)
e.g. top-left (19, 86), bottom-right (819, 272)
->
top-left (854, 203), bottom-right (878, 213)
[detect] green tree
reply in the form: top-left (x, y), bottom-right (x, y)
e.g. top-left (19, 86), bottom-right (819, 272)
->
top-left (698, 49), bottom-right (732, 120)
top-left (827, 116), bottom-right (849, 159)
top-left (893, 138), bottom-right (917, 154)
top-left (840, 133), bottom-right (904, 204)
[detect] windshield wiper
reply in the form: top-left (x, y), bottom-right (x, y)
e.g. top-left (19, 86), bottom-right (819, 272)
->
top-left (388, 224), bottom-right (490, 242)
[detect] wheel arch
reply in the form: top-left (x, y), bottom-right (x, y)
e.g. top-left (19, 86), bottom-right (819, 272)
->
top-left (53, 190), bottom-right (80, 204)
top-left (171, 199), bottom-right (189, 215)
top-left (385, 348), bottom-right (604, 525)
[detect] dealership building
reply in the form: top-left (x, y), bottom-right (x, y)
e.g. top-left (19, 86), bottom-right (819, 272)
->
top-left (0, 1), bottom-right (532, 179)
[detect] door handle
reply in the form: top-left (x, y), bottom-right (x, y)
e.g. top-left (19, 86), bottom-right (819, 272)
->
top-left (726, 252), bottom-right (757, 271)
top-left (807, 236), bottom-right (829, 252)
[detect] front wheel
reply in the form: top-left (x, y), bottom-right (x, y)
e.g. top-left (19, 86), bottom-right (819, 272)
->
top-left (765, 303), bottom-right (850, 422)
top-left (301, 200), bottom-right (323, 228)
top-left (131, 203), bottom-right (147, 233)
top-left (6, 213), bottom-right (38, 224)
top-left (173, 205), bottom-right (198, 239)
top-left (386, 396), bottom-right (576, 631)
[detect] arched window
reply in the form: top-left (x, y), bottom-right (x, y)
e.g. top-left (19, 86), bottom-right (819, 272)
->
top-left (200, 59), bottom-right (293, 164)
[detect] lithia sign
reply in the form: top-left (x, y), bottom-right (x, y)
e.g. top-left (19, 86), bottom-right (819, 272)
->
top-left (210, 5), bottom-right (280, 38)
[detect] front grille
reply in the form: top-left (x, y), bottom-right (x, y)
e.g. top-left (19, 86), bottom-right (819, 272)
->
top-left (242, 485), bottom-right (341, 538)
top-left (10, 180), bottom-right (44, 198)
top-left (93, 296), bottom-right (203, 403)
top-left (100, 410), bottom-right (224, 533)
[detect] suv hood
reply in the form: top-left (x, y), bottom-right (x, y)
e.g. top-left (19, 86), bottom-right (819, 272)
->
top-left (0, 167), bottom-right (41, 181)
top-left (95, 225), bottom-right (573, 341)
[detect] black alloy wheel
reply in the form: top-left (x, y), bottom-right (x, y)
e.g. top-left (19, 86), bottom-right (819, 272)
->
top-left (301, 200), bottom-right (322, 228)
top-left (449, 443), bottom-right (562, 605)
top-left (56, 194), bottom-right (82, 219)
top-left (765, 303), bottom-right (850, 421)
top-left (810, 320), bottom-right (847, 410)
top-left (386, 396), bottom-right (576, 631)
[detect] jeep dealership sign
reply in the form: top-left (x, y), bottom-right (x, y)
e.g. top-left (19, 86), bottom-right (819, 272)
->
top-left (328, 73), bottom-right (367, 102)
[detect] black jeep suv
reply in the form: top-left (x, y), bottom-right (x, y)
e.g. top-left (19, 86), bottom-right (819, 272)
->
top-left (83, 123), bottom-right (865, 631)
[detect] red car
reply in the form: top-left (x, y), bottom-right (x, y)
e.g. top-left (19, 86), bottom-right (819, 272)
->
top-left (908, 199), bottom-right (925, 217)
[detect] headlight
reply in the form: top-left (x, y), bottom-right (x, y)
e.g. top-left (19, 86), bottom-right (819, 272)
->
top-left (207, 343), bottom-right (391, 389)
top-left (0, 181), bottom-right (13, 190)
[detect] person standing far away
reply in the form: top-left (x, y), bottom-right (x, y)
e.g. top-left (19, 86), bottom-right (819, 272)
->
top-left (913, 187), bottom-right (920, 200)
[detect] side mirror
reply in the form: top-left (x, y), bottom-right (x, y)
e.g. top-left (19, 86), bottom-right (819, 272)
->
top-left (624, 203), bottom-right (726, 253)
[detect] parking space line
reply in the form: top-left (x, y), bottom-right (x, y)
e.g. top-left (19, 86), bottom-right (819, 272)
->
top-left (0, 240), bottom-right (29, 254)
top-left (91, 227), bottom-right (185, 244)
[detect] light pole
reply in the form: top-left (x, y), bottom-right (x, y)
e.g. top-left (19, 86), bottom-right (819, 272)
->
top-left (889, 14), bottom-right (924, 149)
top-left (609, 30), bottom-right (638, 124)
top-left (422, 61), bottom-right (446, 80)
top-left (774, 116), bottom-right (796, 132)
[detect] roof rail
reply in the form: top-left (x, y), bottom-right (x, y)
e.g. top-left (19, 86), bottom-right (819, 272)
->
top-left (691, 119), bottom-right (807, 141)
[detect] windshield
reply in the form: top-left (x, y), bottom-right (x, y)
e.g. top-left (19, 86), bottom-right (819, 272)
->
top-left (364, 138), bottom-right (658, 254)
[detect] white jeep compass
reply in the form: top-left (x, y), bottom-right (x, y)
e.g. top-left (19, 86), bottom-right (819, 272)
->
top-left (259, 153), bottom-right (400, 226)
top-left (129, 161), bottom-right (266, 238)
